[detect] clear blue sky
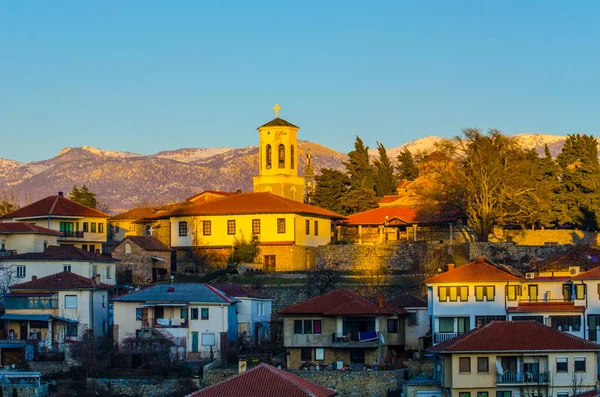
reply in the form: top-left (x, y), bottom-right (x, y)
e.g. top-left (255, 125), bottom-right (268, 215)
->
top-left (1, 1), bottom-right (599, 162)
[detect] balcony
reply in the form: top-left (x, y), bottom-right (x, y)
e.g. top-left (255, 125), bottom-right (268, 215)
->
top-left (0, 249), bottom-right (17, 257)
top-left (4, 296), bottom-right (58, 310)
top-left (434, 332), bottom-right (458, 344)
top-left (59, 231), bottom-right (85, 240)
top-left (140, 317), bottom-right (188, 329)
top-left (497, 371), bottom-right (550, 384)
top-left (331, 332), bottom-right (380, 348)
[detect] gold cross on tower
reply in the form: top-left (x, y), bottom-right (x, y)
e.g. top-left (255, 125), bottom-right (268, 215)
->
top-left (273, 104), bottom-right (281, 118)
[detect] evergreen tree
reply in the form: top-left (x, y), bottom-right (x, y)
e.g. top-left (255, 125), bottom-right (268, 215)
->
top-left (69, 185), bottom-right (99, 209)
top-left (341, 187), bottom-right (379, 215)
top-left (396, 148), bottom-right (419, 181)
top-left (343, 136), bottom-right (375, 190)
top-left (373, 142), bottom-right (398, 197)
top-left (0, 189), bottom-right (20, 216)
top-left (312, 168), bottom-right (351, 215)
top-left (556, 134), bottom-right (600, 229)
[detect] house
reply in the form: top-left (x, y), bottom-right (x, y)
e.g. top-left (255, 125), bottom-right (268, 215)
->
top-left (211, 283), bottom-right (273, 343)
top-left (187, 363), bottom-right (337, 397)
top-left (278, 289), bottom-right (407, 369)
top-left (0, 245), bottom-right (117, 286)
top-left (0, 271), bottom-right (111, 365)
top-left (1, 192), bottom-right (109, 253)
top-left (166, 191), bottom-right (344, 272)
top-left (388, 293), bottom-right (428, 351)
top-left (0, 222), bottom-right (61, 255)
top-left (112, 283), bottom-right (238, 359)
top-left (427, 321), bottom-right (600, 397)
top-left (111, 236), bottom-right (172, 285)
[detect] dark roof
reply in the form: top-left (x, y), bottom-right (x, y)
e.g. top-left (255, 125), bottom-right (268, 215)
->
top-left (115, 236), bottom-right (171, 252)
top-left (0, 313), bottom-right (78, 324)
top-left (389, 293), bottom-right (427, 308)
top-left (279, 289), bottom-right (396, 316)
top-left (188, 363), bottom-right (337, 397)
top-left (425, 257), bottom-right (521, 283)
top-left (0, 222), bottom-right (61, 236)
top-left (112, 284), bottom-right (233, 304)
top-left (10, 271), bottom-right (112, 290)
top-left (109, 207), bottom-right (160, 221)
top-left (538, 245), bottom-right (600, 271)
top-left (429, 321), bottom-right (600, 353)
top-left (166, 192), bottom-right (345, 219)
top-left (0, 245), bottom-right (116, 262)
top-left (2, 194), bottom-right (108, 219)
top-left (211, 283), bottom-right (272, 300)
top-left (258, 118), bottom-right (299, 129)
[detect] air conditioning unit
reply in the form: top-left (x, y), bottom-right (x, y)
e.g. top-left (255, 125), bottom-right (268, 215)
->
top-left (526, 272), bottom-right (535, 279)
top-left (569, 266), bottom-right (580, 276)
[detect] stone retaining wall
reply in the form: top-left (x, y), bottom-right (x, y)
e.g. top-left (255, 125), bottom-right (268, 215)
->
top-left (87, 377), bottom-right (200, 397)
top-left (290, 369), bottom-right (403, 397)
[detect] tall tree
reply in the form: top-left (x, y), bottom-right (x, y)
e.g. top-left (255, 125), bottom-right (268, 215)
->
top-left (556, 134), bottom-right (600, 229)
top-left (396, 148), bottom-right (419, 181)
top-left (0, 189), bottom-right (20, 216)
top-left (343, 136), bottom-right (375, 191)
top-left (69, 185), bottom-right (99, 209)
top-left (373, 142), bottom-right (398, 197)
top-left (312, 168), bottom-right (351, 215)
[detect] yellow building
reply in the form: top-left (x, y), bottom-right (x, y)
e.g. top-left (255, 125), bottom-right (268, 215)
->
top-left (253, 104), bottom-right (305, 202)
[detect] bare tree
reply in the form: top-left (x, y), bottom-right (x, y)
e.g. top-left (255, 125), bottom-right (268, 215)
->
top-left (302, 262), bottom-right (340, 297)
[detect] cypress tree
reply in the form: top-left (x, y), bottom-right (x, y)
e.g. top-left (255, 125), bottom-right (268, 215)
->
top-left (396, 148), bottom-right (419, 181)
top-left (373, 142), bottom-right (398, 197)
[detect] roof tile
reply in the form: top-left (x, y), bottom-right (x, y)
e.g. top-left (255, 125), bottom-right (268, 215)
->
top-left (115, 236), bottom-right (171, 252)
top-left (112, 283), bottom-right (233, 304)
top-left (0, 245), bottom-right (115, 262)
top-left (258, 118), bottom-right (299, 129)
top-left (508, 302), bottom-right (585, 313)
top-left (0, 222), bottom-right (61, 236)
top-left (2, 195), bottom-right (108, 219)
top-left (10, 271), bottom-right (112, 290)
top-left (279, 289), bottom-right (396, 316)
top-left (211, 283), bottom-right (272, 300)
top-left (425, 258), bottom-right (521, 283)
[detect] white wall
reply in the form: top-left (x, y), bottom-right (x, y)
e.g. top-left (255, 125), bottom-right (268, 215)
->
top-left (1, 234), bottom-right (58, 254)
top-left (4, 260), bottom-right (116, 286)
top-left (405, 307), bottom-right (429, 350)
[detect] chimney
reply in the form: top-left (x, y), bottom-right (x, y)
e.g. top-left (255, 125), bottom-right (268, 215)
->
top-left (31, 275), bottom-right (37, 281)
top-left (447, 264), bottom-right (456, 272)
top-left (91, 276), bottom-right (97, 285)
top-left (378, 293), bottom-right (384, 309)
top-left (476, 256), bottom-right (485, 264)
top-left (58, 191), bottom-right (64, 197)
top-left (236, 189), bottom-right (242, 194)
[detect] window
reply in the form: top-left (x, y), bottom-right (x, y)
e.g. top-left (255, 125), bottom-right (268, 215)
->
top-left (477, 393), bottom-right (488, 397)
top-left (181, 308), bottom-right (188, 319)
top-left (124, 243), bottom-right (131, 254)
top-left (278, 144), bottom-right (285, 168)
top-left (103, 321), bottom-right (107, 333)
top-left (252, 219), bottom-right (260, 235)
top-left (507, 285), bottom-right (520, 301)
top-left (43, 241), bottom-right (47, 250)
top-left (277, 218), bottom-right (286, 233)
top-left (476, 316), bottom-right (506, 328)
top-left (313, 320), bottom-right (321, 334)
top-left (179, 221), bottom-right (188, 236)
top-left (202, 333), bottom-right (215, 346)
top-left (65, 295), bottom-right (78, 309)
top-left (497, 392), bottom-right (511, 397)
top-left (227, 220), bottom-right (236, 235)
top-left (129, 223), bottom-right (136, 232)
top-left (477, 357), bottom-right (489, 373)
top-left (408, 312), bottom-right (419, 326)
top-left (102, 295), bottom-right (106, 308)
top-left (304, 320), bottom-right (312, 334)
top-left (265, 144), bottom-right (272, 169)
top-left (203, 220), bottom-right (211, 236)
top-left (82, 244), bottom-right (88, 251)
top-left (556, 357), bottom-right (568, 372)
top-left (575, 357), bottom-right (586, 371)
top-left (201, 308), bottom-right (209, 320)
top-left (314, 220), bottom-right (318, 236)
top-left (89, 244), bottom-right (95, 253)
top-left (106, 266), bottom-right (112, 279)
top-left (387, 319), bottom-right (399, 333)
top-left (550, 316), bottom-right (581, 332)
top-left (191, 308), bottom-right (199, 320)
top-left (557, 394), bottom-right (569, 397)
top-left (64, 265), bottom-right (71, 272)
top-left (439, 318), bottom-right (454, 333)
top-left (290, 145), bottom-right (295, 169)
top-left (98, 223), bottom-right (104, 233)
top-left (438, 286), bottom-right (468, 302)
top-left (459, 393), bottom-right (470, 397)
top-left (83, 222), bottom-right (89, 232)
top-left (528, 284), bottom-right (538, 301)
top-left (294, 320), bottom-right (303, 334)
top-left (136, 308), bottom-right (147, 321)
top-left (475, 286), bottom-right (495, 301)
top-left (66, 325), bottom-right (78, 337)
top-left (305, 220), bottom-right (310, 235)
top-left (459, 357), bottom-right (471, 373)
top-left (264, 255), bottom-right (276, 272)
top-left (294, 319), bottom-right (321, 334)
top-left (16, 266), bottom-right (26, 278)
top-left (512, 315), bottom-right (543, 323)
top-left (92, 265), bottom-right (98, 277)
top-left (315, 347), bottom-right (324, 361)
top-left (438, 286), bottom-right (447, 302)
top-left (575, 284), bottom-right (585, 300)
top-left (91, 223), bottom-right (97, 233)
top-left (301, 347), bottom-right (311, 361)
top-left (257, 302), bottom-right (264, 316)
top-left (449, 287), bottom-right (458, 302)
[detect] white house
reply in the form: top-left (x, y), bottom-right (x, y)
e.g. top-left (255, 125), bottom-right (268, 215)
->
top-left (389, 293), bottom-right (428, 351)
top-left (0, 222), bottom-right (60, 255)
top-left (0, 245), bottom-right (117, 286)
top-left (112, 283), bottom-right (238, 359)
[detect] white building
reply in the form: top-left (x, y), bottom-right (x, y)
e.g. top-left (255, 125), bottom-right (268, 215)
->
top-left (112, 283), bottom-right (238, 359)
top-left (0, 222), bottom-right (60, 255)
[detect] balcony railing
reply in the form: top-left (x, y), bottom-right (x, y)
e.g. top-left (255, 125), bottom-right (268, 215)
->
top-left (59, 231), bottom-right (85, 239)
top-left (331, 332), bottom-right (380, 346)
top-left (497, 371), bottom-right (550, 384)
top-left (434, 332), bottom-right (458, 344)
top-left (0, 249), bottom-right (17, 257)
top-left (140, 318), bottom-right (188, 329)
top-left (4, 297), bottom-right (58, 310)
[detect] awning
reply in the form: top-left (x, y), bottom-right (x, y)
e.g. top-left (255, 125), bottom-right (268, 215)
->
top-left (151, 256), bottom-right (166, 261)
top-left (0, 314), bottom-right (78, 323)
top-left (140, 303), bottom-right (188, 307)
top-left (0, 342), bottom-right (25, 349)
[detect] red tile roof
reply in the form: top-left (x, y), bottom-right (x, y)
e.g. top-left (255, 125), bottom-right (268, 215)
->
top-left (2, 194), bottom-right (108, 219)
top-left (10, 271), bottom-right (112, 290)
top-left (0, 245), bottom-right (115, 262)
top-left (538, 245), bottom-right (600, 271)
top-left (114, 236), bottom-right (171, 252)
top-left (508, 302), bottom-right (585, 313)
top-left (188, 363), bottom-right (336, 397)
top-left (0, 222), bottom-right (61, 236)
top-left (167, 192), bottom-right (345, 219)
top-left (278, 289), bottom-right (396, 316)
top-left (211, 283), bottom-right (272, 300)
top-left (344, 206), bottom-right (418, 225)
top-left (185, 190), bottom-right (236, 203)
top-left (573, 266), bottom-right (600, 280)
top-left (523, 277), bottom-right (571, 283)
top-left (429, 321), bottom-right (600, 353)
top-left (425, 257), bottom-right (521, 283)
top-left (109, 207), bottom-right (160, 221)
top-left (378, 196), bottom-right (401, 204)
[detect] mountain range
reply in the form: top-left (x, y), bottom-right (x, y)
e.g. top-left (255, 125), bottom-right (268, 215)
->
top-left (0, 134), bottom-right (575, 214)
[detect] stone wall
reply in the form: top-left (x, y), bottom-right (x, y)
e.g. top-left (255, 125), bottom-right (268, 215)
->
top-left (112, 243), bottom-right (171, 285)
top-left (87, 377), bottom-right (201, 397)
top-left (202, 368), bottom-right (238, 387)
top-left (28, 360), bottom-right (72, 376)
top-left (290, 369), bottom-right (403, 397)
top-left (488, 228), bottom-right (599, 246)
top-left (468, 242), bottom-right (567, 266)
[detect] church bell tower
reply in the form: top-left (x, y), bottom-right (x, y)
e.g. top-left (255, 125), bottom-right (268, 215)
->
top-left (253, 104), bottom-right (305, 202)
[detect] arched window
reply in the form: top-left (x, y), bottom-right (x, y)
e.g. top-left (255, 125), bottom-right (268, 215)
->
top-left (125, 243), bottom-right (132, 254)
top-left (278, 144), bottom-right (285, 168)
top-left (290, 145), bottom-right (295, 169)
top-left (266, 144), bottom-right (272, 169)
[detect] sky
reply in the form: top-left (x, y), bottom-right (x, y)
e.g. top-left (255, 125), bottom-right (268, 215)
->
top-left (1, 1), bottom-right (599, 162)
